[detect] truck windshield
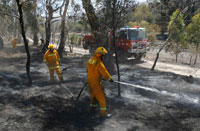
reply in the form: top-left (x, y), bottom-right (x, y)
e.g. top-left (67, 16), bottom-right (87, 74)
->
top-left (128, 29), bottom-right (146, 40)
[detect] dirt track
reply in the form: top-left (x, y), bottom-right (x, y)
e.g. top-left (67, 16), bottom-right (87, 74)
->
top-left (0, 45), bottom-right (200, 131)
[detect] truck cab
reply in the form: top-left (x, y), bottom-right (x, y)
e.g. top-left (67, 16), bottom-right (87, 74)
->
top-left (114, 26), bottom-right (150, 59)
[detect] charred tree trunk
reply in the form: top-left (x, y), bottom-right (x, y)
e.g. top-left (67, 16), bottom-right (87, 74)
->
top-left (0, 36), bottom-right (4, 49)
top-left (33, 0), bottom-right (39, 46)
top-left (151, 34), bottom-right (171, 71)
top-left (189, 55), bottom-right (192, 65)
top-left (17, 26), bottom-right (22, 43)
top-left (82, 0), bottom-right (103, 45)
top-left (41, 3), bottom-right (54, 53)
top-left (14, 1), bottom-right (17, 37)
top-left (33, 33), bottom-right (38, 46)
top-left (82, 0), bottom-right (100, 33)
top-left (194, 54), bottom-right (197, 65)
top-left (193, 45), bottom-right (199, 65)
top-left (176, 54), bottom-right (178, 63)
top-left (41, 18), bottom-right (51, 52)
top-left (16, 0), bottom-right (32, 85)
top-left (58, 0), bottom-right (69, 58)
top-left (112, 0), bottom-right (120, 97)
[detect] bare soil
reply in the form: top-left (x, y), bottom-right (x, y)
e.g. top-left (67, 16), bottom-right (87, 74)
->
top-left (0, 44), bottom-right (200, 131)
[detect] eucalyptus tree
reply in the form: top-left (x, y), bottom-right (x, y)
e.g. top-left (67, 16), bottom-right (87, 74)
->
top-left (151, 1), bottom-right (198, 70)
top-left (40, 0), bottom-right (64, 53)
top-left (23, 0), bottom-right (39, 46)
top-left (166, 9), bottom-right (185, 62)
top-left (147, 0), bottom-right (200, 34)
top-left (185, 13), bottom-right (200, 65)
top-left (0, 0), bottom-right (17, 38)
top-left (58, 0), bottom-right (69, 58)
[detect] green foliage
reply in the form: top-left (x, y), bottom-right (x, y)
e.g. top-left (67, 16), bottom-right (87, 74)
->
top-left (132, 3), bottom-right (153, 23)
top-left (70, 34), bottom-right (79, 45)
top-left (185, 13), bottom-right (200, 53)
top-left (166, 10), bottom-right (185, 57)
top-left (23, 1), bottom-right (39, 34)
top-left (0, 0), bottom-right (16, 36)
top-left (78, 37), bottom-right (82, 45)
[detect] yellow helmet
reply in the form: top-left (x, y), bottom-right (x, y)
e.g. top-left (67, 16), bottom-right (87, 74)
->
top-left (48, 44), bottom-right (55, 49)
top-left (95, 47), bottom-right (108, 55)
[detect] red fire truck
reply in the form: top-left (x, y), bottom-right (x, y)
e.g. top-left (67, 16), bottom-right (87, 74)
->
top-left (82, 26), bottom-right (150, 60)
top-left (82, 34), bottom-right (95, 49)
top-left (113, 26), bottom-right (150, 59)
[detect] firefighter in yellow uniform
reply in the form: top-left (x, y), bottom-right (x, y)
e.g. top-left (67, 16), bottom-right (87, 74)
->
top-left (43, 44), bottom-right (63, 81)
top-left (12, 38), bottom-right (17, 49)
top-left (86, 47), bottom-right (113, 117)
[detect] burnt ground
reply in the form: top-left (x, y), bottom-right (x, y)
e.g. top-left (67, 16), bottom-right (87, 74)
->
top-left (0, 44), bottom-right (200, 131)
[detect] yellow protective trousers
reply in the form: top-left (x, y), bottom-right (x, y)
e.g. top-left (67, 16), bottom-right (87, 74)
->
top-left (48, 67), bottom-right (63, 81)
top-left (88, 81), bottom-right (107, 115)
top-left (12, 39), bottom-right (17, 49)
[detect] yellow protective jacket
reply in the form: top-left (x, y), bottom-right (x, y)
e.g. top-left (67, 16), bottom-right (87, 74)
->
top-left (87, 52), bottom-right (112, 84)
top-left (12, 39), bottom-right (17, 49)
top-left (43, 49), bottom-right (60, 69)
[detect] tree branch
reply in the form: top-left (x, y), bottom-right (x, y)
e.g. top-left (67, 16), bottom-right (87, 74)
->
top-left (53, 6), bottom-right (61, 12)
top-left (0, 11), bottom-right (19, 18)
top-left (52, 16), bottom-right (61, 19)
top-left (51, 19), bottom-right (60, 24)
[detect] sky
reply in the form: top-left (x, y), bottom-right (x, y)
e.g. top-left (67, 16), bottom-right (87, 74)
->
top-left (138, 0), bottom-right (147, 3)
top-left (67, 0), bottom-right (147, 14)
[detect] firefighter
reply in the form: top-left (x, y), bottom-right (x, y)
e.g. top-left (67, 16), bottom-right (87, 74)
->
top-left (43, 44), bottom-right (63, 81)
top-left (86, 47), bottom-right (114, 117)
top-left (12, 38), bottom-right (17, 49)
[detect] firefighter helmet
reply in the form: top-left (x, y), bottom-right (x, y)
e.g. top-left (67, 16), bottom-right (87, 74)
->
top-left (95, 47), bottom-right (108, 55)
top-left (48, 44), bottom-right (55, 49)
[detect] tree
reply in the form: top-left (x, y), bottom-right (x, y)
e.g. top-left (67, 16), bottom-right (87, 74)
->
top-left (69, 34), bottom-right (78, 53)
top-left (147, 0), bottom-right (200, 34)
top-left (0, 0), bottom-right (18, 39)
top-left (71, 0), bottom-right (81, 24)
top-left (82, 0), bottom-right (101, 45)
top-left (41, 0), bottom-right (63, 53)
top-left (185, 13), bottom-right (200, 65)
top-left (166, 10), bottom-right (185, 62)
top-left (16, 0), bottom-right (32, 85)
top-left (151, 1), bottom-right (196, 71)
top-left (0, 36), bottom-right (4, 49)
top-left (79, 13), bottom-right (91, 33)
top-left (132, 3), bottom-right (153, 23)
top-left (58, 0), bottom-right (69, 58)
top-left (78, 37), bottom-right (82, 46)
top-left (23, 0), bottom-right (39, 46)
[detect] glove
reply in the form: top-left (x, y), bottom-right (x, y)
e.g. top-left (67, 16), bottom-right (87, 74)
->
top-left (58, 60), bottom-right (62, 66)
top-left (109, 78), bottom-right (114, 83)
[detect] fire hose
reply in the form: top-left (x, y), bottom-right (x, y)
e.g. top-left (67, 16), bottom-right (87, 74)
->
top-left (60, 77), bottom-right (199, 104)
top-left (114, 80), bottom-right (159, 92)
